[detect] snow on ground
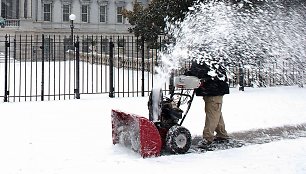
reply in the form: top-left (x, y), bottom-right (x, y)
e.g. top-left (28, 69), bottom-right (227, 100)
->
top-left (0, 85), bottom-right (305, 174)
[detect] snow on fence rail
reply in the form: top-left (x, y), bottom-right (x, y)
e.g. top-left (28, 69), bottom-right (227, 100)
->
top-left (76, 51), bottom-right (157, 72)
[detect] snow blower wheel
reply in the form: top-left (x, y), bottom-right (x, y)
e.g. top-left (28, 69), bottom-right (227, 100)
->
top-left (165, 125), bottom-right (191, 154)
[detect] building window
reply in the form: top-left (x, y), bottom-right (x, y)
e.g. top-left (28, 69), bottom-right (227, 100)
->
top-left (101, 38), bottom-right (109, 53)
top-left (63, 4), bottom-right (71, 22)
top-left (118, 38), bottom-right (124, 47)
top-left (81, 5), bottom-right (89, 22)
top-left (99, 5), bottom-right (107, 23)
top-left (116, 6), bottom-right (123, 24)
top-left (43, 38), bottom-right (54, 60)
top-left (43, 4), bottom-right (52, 21)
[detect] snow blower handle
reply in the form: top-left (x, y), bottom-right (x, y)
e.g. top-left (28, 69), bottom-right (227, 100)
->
top-left (179, 90), bottom-right (195, 126)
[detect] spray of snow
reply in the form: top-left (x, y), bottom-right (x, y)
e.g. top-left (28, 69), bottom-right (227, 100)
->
top-left (151, 0), bottom-right (306, 121)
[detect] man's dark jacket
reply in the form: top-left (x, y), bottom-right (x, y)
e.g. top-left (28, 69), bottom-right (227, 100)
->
top-left (184, 61), bottom-right (229, 96)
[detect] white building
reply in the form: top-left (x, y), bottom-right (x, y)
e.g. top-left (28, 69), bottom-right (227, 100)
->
top-left (0, 0), bottom-right (149, 35)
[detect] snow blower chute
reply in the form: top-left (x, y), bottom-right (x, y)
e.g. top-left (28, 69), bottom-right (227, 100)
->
top-left (112, 75), bottom-right (201, 157)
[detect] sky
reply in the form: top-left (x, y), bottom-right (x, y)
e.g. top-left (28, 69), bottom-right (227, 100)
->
top-left (0, 85), bottom-right (305, 174)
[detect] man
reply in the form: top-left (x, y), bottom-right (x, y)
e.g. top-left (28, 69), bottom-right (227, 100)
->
top-left (185, 60), bottom-right (230, 145)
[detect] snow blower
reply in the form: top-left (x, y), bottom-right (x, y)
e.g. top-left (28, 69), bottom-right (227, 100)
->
top-left (112, 75), bottom-right (201, 157)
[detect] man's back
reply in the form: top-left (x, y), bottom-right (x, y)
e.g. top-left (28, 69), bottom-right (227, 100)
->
top-left (185, 61), bottom-right (229, 96)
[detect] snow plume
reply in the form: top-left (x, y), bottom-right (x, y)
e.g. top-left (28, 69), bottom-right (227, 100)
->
top-left (151, 44), bottom-right (190, 121)
top-left (154, 1), bottom-right (235, 83)
top-left (151, 0), bottom-right (306, 120)
top-left (163, 1), bottom-right (237, 78)
top-left (157, 0), bottom-right (306, 84)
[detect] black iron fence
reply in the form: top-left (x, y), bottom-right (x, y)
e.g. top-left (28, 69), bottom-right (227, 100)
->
top-left (0, 34), bottom-right (170, 102)
top-left (0, 34), bottom-right (304, 102)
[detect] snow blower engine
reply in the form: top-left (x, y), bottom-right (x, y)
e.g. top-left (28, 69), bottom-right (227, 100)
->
top-left (111, 75), bottom-right (201, 157)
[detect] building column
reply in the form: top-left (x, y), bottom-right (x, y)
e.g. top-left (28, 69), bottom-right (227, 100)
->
top-left (20, 0), bottom-right (24, 18)
top-left (27, 0), bottom-right (32, 18)
top-left (0, 1), bottom-right (2, 17)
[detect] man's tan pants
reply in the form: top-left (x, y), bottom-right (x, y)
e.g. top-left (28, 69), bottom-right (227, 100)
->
top-left (203, 96), bottom-right (228, 142)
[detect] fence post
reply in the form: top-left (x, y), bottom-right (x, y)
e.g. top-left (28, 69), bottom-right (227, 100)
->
top-left (41, 34), bottom-right (45, 101)
top-left (4, 35), bottom-right (9, 102)
top-left (141, 37), bottom-right (145, 97)
top-left (239, 63), bottom-right (244, 91)
top-left (109, 38), bottom-right (114, 98)
top-left (74, 36), bottom-right (80, 99)
top-left (169, 71), bottom-right (174, 95)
